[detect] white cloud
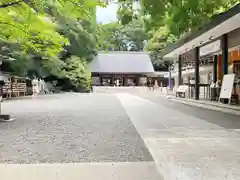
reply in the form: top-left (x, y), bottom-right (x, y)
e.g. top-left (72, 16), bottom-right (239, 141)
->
top-left (96, 3), bottom-right (118, 24)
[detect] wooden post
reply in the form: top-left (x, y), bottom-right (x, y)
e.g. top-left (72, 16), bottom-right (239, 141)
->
top-left (111, 74), bottom-right (114, 86)
top-left (100, 75), bottom-right (103, 86)
top-left (178, 55), bottom-right (182, 85)
top-left (221, 34), bottom-right (228, 75)
top-left (213, 55), bottom-right (217, 83)
top-left (195, 47), bottom-right (200, 100)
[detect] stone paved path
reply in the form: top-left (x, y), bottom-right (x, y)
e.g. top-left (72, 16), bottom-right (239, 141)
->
top-left (119, 93), bottom-right (240, 180)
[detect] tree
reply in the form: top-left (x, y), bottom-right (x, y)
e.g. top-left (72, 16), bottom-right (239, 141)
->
top-left (117, 0), bottom-right (134, 25)
top-left (116, 0), bottom-right (240, 40)
top-left (121, 19), bottom-right (147, 51)
top-left (97, 19), bottom-right (146, 51)
top-left (144, 26), bottom-right (176, 70)
top-left (116, 0), bottom-right (239, 68)
top-left (62, 56), bottom-right (91, 91)
top-left (0, 1), bottom-right (67, 57)
top-left (163, 0), bottom-right (239, 37)
top-left (23, 2), bottom-right (98, 91)
top-left (0, 0), bottom-right (106, 56)
top-left (0, 0), bottom-right (105, 91)
top-left (117, 0), bottom-right (239, 37)
top-left (55, 10), bottom-right (98, 90)
top-left (97, 22), bottom-right (125, 51)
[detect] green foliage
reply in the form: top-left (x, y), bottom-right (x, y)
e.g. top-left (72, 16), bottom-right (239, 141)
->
top-left (0, 0), bottom-right (101, 57)
top-left (97, 19), bottom-right (146, 51)
top-left (60, 20), bottom-right (97, 61)
top-left (97, 22), bottom-right (124, 51)
top-left (117, 0), bottom-right (239, 36)
top-left (164, 0), bottom-right (239, 37)
top-left (117, 1), bottom-right (133, 25)
top-left (121, 19), bottom-right (147, 51)
top-left (51, 4), bottom-right (97, 90)
top-left (0, 1), bottom-right (67, 57)
top-left (144, 26), bottom-right (176, 70)
top-left (115, 0), bottom-right (239, 70)
top-left (148, 0), bottom-right (238, 65)
top-left (0, 0), bottom-right (102, 91)
top-left (62, 56), bottom-right (91, 90)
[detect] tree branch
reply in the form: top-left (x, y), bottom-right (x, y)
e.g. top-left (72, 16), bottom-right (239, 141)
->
top-left (68, 0), bottom-right (90, 17)
top-left (0, 21), bottom-right (27, 33)
top-left (0, 0), bottom-right (24, 8)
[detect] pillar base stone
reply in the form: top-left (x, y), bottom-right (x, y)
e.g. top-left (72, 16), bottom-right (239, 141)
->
top-left (0, 114), bottom-right (14, 122)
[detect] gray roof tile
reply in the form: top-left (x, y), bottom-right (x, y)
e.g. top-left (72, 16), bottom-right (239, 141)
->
top-left (89, 52), bottom-right (154, 73)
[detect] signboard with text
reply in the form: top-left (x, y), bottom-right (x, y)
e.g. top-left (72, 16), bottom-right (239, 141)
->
top-left (218, 74), bottom-right (235, 104)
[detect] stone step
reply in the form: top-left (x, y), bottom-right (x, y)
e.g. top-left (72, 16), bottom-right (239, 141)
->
top-left (170, 98), bottom-right (240, 116)
top-left (175, 97), bottom-right (240, 111)
top-left (0, 162), bottom-right (162, 180)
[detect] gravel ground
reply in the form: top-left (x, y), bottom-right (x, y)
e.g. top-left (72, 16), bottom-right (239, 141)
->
top-left (0, 93), bottom-right (153, 163)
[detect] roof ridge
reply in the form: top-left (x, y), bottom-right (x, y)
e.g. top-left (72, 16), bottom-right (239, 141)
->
top-left (98, 51), bottom-right (149, 54)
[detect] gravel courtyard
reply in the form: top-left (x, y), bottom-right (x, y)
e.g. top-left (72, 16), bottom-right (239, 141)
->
top-left (0, 93), bottom-right (152, 164)
top-left (1, 91), bottom-right (240, 179)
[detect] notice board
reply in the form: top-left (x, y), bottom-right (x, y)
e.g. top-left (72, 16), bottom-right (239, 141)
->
top-left (218, 74), bottom-right (235, 103)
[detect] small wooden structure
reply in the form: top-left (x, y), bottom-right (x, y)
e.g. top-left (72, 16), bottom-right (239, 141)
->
top-left (1, 74), bottom-right (27, 98)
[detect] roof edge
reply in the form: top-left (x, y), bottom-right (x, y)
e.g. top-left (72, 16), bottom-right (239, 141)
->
top-left (97, 51), bottom-right (150, 54)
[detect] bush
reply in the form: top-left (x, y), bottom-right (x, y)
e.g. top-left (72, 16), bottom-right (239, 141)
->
top-left (62, 55), bottom-right (91, 92)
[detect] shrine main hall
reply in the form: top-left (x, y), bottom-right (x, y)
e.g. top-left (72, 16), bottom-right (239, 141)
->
top-left (89, 51), bottom-right (155, 86)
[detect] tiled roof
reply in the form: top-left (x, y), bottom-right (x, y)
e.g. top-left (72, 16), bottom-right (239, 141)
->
top-left (89, 51), bottom-right (154, 73)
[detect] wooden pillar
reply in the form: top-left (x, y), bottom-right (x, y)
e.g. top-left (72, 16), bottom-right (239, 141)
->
top-left (168, 70), bottom-right (172, 90)
top-left (123, 75), bottom-right (127, 86)
top-left (195, 47), bottom-right (200, 100)
top-left (213, 55), bottom-right (217, 83)
top-left (217, 55), bottom-right (222, 80)
top-left (210, 55), bottom-right (218, 100)
top-left (112, 74), bottom-right (114, 86)
top-left (178, 55), bottom-right (182, 85)
top-left (137, 75), bottom-right (141, 86)
top-left (100, 75), bottom-right (103, 86)
top-left (135, 76), bottom-right (138, 86)
top-left (221, 34), bottom-right (228, 75)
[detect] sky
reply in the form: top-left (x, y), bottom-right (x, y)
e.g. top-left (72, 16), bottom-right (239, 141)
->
top-left (96, 3), bottom-right (118, 24)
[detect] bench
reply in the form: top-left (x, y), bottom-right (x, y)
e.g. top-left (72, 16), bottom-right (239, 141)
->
top-left (176, 85), bottom-right (188, 98)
